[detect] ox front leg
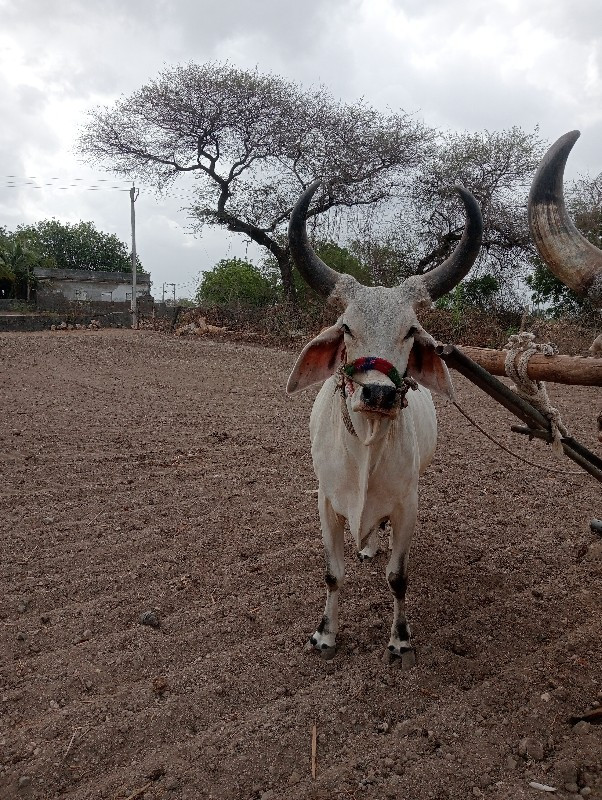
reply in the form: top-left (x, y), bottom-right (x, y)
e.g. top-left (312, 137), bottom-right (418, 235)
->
top-left (386, 496), bottom-right (418, 669)
top-left (308, 493), bottom-right (345, 659)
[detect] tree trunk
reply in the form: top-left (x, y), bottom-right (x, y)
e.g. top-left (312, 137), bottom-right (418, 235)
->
top-left (276, 251), bottom-right (296, 304)
top-left (214, 209), bottom-right (298, 304)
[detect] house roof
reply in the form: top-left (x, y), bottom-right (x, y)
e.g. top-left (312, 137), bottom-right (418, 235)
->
top-left (34, 267), bottom-right (151, 282)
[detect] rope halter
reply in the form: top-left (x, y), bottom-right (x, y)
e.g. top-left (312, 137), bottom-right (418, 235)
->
top-left (335, 356), bottom-right (419, 437)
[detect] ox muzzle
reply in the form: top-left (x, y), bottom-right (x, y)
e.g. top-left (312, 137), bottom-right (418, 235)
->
top-left (360, 382), bottom-right (399, 413)
top-left (340, 357), bottom-right (417, 417)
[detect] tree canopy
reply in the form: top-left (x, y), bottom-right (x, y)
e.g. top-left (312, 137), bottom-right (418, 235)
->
top-left (195, 257), bottom-right (277, 307)
top-left (17, 220), bottom-right (141, 273)
top-left (79, 62), bottom-right (432, 300)
top-left (79, 62), bottom-right (600, 314)
top-left (405, 128), bottom-right (545, 301)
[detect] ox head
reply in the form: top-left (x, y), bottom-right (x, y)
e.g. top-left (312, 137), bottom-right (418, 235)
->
top-left (286, 181), bottom-right (483, 424)
top-left (528, 130), bottom-right (602, 308)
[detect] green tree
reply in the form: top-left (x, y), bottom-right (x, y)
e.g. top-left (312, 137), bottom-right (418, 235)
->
top-left (435, 274), bottom-right (501, 312)
top-left (0, 239), bottom-right (40, 300)
top-left (79, 62), bottom-right (432, 301)
top-left (262, 240), bottom-right (372, 302)
top-left (16, 220), bottom-right (142, 273)
top-left (195, 258), bottom-right (277, 307)
top-left (525, 261), bottom-right (586, 316)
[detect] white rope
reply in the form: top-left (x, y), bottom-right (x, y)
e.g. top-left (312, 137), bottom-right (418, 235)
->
top-left (503, 332), bottom-right (567, 457)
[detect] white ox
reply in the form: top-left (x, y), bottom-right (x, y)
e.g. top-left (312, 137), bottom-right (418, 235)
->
top-left (286, 181), bottom-right (483, 663)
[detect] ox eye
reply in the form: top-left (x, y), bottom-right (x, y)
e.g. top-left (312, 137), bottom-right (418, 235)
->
top-left (341, 323), bottom-right (353, 338)
top-left (403, 326), bottom-right (417, 340)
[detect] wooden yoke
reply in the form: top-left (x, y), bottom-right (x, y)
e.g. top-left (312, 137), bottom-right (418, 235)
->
top-left (458, 346), bottom-right (602, 387)
top-left (436, 344), bottom-right (602, 484)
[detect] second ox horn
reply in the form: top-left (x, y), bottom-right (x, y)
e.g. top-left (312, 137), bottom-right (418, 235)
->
top-left (528, 130), bottom-right (602, 307)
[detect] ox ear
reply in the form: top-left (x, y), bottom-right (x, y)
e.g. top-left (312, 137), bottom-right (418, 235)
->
top-left (407, 336), bottom-right (455, 400)
top-left (287, 324), bottom-right (345, 394)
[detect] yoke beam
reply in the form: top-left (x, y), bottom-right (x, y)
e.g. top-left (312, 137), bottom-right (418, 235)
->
top-left (436, 344), bottom-right (602, 484)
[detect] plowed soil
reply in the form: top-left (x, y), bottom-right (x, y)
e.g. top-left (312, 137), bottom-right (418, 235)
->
top-left (1, 328), bottom-right (600, 800)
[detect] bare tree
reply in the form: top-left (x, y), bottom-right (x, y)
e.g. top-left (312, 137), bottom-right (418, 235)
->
top-left (78, 62), bottom-right (432, 301)
top-left (569, 171), bottom-right (602, 249)
top-left (407, 127), bottom-right (546, 303)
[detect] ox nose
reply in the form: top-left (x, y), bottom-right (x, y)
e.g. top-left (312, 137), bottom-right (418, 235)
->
top-left (361, 384), bottom-right (398, 411)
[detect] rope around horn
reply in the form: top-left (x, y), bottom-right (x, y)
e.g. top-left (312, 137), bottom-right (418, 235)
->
top-left (503, 332), bottom-right (568, 456)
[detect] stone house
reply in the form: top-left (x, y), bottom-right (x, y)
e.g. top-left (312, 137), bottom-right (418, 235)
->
top-left (34, 267), bottom-right (152, 309)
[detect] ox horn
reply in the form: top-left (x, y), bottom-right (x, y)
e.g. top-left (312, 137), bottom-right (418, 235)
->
top-left (289, 181), bottom-right (483, 300)
top-left (421, 186), bottom-right (484, 300)
top-left (288, 180), bottom-right (342, 298)
top-left (528, 130), bottom-right (602, 305)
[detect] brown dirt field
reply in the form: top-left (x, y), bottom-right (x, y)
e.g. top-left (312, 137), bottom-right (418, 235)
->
top-left (1, 328), bottom-right (601, 800)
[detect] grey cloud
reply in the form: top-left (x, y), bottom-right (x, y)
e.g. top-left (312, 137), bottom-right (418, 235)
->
top-left (154, 0), bottom-right (357, 56)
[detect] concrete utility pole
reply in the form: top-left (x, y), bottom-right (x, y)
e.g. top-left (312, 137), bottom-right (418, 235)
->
top-left (130, 184), bottom-right (140, 328)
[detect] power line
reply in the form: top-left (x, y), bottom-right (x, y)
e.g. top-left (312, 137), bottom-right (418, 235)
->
top-left (0, 174), bottom-right (201, 202)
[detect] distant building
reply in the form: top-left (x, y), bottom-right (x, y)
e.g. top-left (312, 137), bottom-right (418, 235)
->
top-left (34, 267), bottom-right (152, 308)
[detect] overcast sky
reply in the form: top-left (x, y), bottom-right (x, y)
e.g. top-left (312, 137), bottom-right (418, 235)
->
top-left (1, 0), bottom-right (601, 298)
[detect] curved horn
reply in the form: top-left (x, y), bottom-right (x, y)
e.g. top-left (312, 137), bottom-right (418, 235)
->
top-left (288, 180), bottom-right (342, 298)
top-left (528, 130), bottom-right (602, 305)
top-left (422, 186), bottom-right (483, 300)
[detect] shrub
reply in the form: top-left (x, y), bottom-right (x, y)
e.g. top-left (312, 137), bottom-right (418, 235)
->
top-left (195, 258), bottom-right (278, 307)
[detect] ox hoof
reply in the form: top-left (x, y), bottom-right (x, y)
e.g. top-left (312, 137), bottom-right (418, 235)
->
top-left (306, 633), bottom-right (337, 659)
top-left (385, 645), bottom-right (417, 670)
top-left (357, 551), bottom-right (373, 563)
top-left (320, 645), bottom-right (337, 661)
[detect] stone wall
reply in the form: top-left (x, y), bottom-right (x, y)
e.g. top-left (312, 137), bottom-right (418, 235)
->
top-left (0, 293), bottom-right (163, 332)
top-left (35, 290), bottom-right (154, 316)
top-left (0, 299), bottom-right (34, 312)
top-left (0, 311), bottom-right (136, 332)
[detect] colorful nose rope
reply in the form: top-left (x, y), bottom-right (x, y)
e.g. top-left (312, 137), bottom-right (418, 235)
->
top-left (341, 356), bottom-right (403, 389)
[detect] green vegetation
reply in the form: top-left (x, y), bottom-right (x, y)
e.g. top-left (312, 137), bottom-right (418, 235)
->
top-left (0, 220), bottom-right (141, 300)
top-left (17, 220), bottom-right (141, 273)
top-left (197, 244), bottom-right (372, 308)
top-left (435, 274), bottom-right (501, 312)
top-left (195, 258), bottom-right (277, 307)
top-left (525, 263), bottom-right (586, 317)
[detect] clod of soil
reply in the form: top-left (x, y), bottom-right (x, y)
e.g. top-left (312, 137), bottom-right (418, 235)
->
top-left (139, 610), bottom-right (161, 628)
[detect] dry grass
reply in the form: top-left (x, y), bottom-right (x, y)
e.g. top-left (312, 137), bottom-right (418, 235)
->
top-left (147, 303), bottom-right (600, 355)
